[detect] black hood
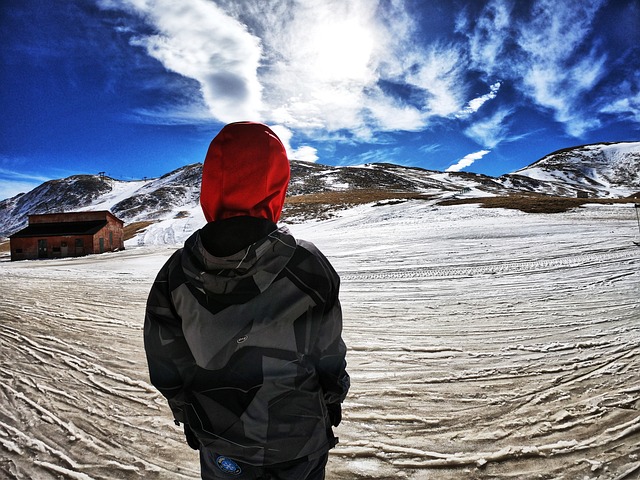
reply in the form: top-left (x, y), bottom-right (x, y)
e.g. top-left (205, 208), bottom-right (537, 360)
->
top-left (180, 218), bottom-right (297, 304)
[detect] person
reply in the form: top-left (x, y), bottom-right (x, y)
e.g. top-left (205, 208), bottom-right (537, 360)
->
top-left (144, 121), bottom-right (350, 479)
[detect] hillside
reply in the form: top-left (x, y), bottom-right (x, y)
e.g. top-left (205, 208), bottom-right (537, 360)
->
top-left (0, 161), bottom-right (511, 239)
top-left (501, 141), bottom-right (640, 197)
top-left (1, 141), bottom-right (638, 241)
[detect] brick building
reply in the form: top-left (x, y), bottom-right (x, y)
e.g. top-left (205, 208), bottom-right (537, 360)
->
top-left (9, 211), bottom-right (124, 261)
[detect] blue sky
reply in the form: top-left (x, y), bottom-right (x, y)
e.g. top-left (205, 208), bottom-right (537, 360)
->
top-left (1, 0), bottom-right (639, 200)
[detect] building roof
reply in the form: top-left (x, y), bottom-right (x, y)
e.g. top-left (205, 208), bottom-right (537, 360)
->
top-left (10, 220), bottom-right (107, 238)
top-left (28, 210), bottom-right (123, 225)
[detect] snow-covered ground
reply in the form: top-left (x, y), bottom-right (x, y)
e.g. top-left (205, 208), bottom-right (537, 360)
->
top-left (1, 201), bottom-right (639, 479)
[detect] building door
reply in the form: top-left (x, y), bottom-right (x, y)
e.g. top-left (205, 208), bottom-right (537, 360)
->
top-left (75, 238), bottom-right (84, 255)
top-left (38, 239), bottom-right (48, 258)
top-left (99, 237), bottom-right (105, 253)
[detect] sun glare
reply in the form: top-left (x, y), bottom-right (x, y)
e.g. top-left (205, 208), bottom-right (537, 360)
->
top-left (311, 21), bottom-right (374, 82)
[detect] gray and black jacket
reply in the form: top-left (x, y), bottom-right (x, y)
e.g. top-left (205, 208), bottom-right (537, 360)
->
top-left (144, 216), bottom-right (349, 466)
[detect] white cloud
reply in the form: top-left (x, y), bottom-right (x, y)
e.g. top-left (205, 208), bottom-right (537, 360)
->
top-left (98, 0), bottom-right (263, 123)
top-left (125, 103), bottom-right (213, 125)
top-left (446, 150), bottom-right (490, 173)
top-left (515, 0), bottom-right (608, 136)
top-left (461, 0), bottom-right (609, 138)
top-left (458, 0), bottom-right (512, 77)
top-left (402, 44), bottom-right (468, 118)
top-left (0, 168), bottom-right (50, 200)
top-left (257, 1), bottom-right (470, 136)
top-left (290, 146), bottom-right (319, 163)
top-left (0, 180), bottom-right (40, 201)
top-left (99, 0), bottom-right (633, 157)
top-left (270, 125), bottom-right (318, 163)
top-left (458, 82), bottom-right (502, 117)
top-left (0, 167), bottom-right (50, 183)
top-left (257, 0), bottom-right (410, 134)
top-left (464, 108), bottom-right (513, 148)
top-left (418, 144), bottom-right (441, 155)
top-left (601, 91), bottom-right (640, 123)
top-left (99, 0), bottom-right (470, 145)
top-left (344, 147), bottom-right (405, 166)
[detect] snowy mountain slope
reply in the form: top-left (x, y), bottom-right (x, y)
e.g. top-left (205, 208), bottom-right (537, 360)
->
top-left (1, 141), bottom-right (638, 240)
top-left (501, 141), bottom-right (640, 197)
top-left (109, 164), bottom-right (202, 222)
top-left (0, 175), bottom-right (115, 238)
top-left (288, 161), bottom-right (508, 196)
top-left (0, 161), bottom-right (509, 239)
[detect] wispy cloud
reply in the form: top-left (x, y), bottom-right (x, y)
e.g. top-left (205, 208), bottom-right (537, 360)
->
top-left (460, 0), bottom-right (609, 138)
top-left (458, 82), bottom-right (502, 117)
top-left (418, 143), bottom-right (442, 155)
top-left (97, 0), bottom-right (470, 139)
top-left (0, 181), bottom-right (40, 201)
top-left (98, 0), bottom-right (263, 122)
top-left (515, 0), bottom-right (608, 136)
top-left (0, 167), bottom-right (50, 183)
top-left (446, 150), bottom-right (490, 173)
top-left (255, 0), bottom-right (462, 135)
top-left (464, 107), bottom-right (514, 148)
top-left (270, 125), bottom-right (319, 162)
top-left (601, 91), bottom-right (640, 123)
top-left (96, 0), bottom-right (634, 156)
top-left (340, 147), bottom-right (405, 167)
top-left (0, 167), bottom-right (51, 200)
top-left (457, 0), bottom-right (513, 77)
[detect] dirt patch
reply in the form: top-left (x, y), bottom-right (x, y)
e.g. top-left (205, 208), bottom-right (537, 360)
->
top-left (123, 221), bottom-right (155, 241)
top-left (439, 194), bottom-right (639, 214)
top-left (0, 241), bottom-right (9, 253)
top-left (283, 189), bottom-right (432, 221)
top-left (286, 189), bottom-right (430, 205)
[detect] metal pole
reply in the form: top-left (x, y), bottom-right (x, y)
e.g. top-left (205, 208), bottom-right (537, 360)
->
top-left (636, 203), bottom-right (640, 236)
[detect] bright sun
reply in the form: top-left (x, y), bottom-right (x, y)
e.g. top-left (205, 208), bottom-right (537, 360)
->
top-left (310, 21), bottom-right (375, 82)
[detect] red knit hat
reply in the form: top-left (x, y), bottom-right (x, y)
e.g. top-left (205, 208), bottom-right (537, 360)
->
top-left (200, 122), bottom-right (290, 223)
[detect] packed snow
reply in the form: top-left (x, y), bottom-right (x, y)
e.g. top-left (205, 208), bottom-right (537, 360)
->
top-left (1, 200), bottom-right (639, 479)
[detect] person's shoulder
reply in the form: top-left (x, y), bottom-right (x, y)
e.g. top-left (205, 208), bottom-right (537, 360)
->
top-left (290, 238), bottom-right (339, 286)
top-left (154, 247), bottom-right (185, 280)
top-left (294, 239), bottom-right (331, 266)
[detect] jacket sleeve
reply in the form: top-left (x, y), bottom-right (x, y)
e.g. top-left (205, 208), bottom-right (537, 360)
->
top-left (144, 251), bottom-right (194, 424)
top-left (311, 251), bottom-right (350, 407)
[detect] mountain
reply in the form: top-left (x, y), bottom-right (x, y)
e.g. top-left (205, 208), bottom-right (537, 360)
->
top-left (500, 141), bottom-right (640, 197)
top-left (1, 141), bottom-right (638, 240)
top-left (0, 175), bottom-right (116, 240)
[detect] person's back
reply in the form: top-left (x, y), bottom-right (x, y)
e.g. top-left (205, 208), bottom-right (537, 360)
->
top-left (144, 122), bottom-right (350, 479)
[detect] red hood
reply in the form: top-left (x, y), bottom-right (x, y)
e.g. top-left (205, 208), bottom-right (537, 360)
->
top-left (200, 122), bottom-right (290, 223)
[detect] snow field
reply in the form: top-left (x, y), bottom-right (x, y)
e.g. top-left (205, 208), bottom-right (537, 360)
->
top-left (0, 201), bottom-right (639, 479)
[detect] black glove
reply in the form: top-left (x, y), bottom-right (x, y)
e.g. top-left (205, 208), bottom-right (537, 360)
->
top-left (183, 423), bottom-right (200, 450)
top-left (327, 403), bottom-right (342, 427)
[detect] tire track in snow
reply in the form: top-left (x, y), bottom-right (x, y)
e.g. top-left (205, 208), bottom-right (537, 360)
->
top-left (341, 247), bottom-right (635, 281)
top-left (0, 264), bottom-right (200, 480)
top-left (1, 206), bottom-right (639, 479)
top-left (326, 206), bottom-right (640, 478)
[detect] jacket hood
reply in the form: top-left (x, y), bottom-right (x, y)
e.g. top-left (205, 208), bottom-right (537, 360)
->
top-left (200, 122), bottom-right (290, 223)
top-left (181, 225), bottom-right (297, 304)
